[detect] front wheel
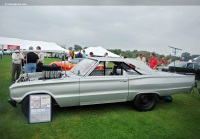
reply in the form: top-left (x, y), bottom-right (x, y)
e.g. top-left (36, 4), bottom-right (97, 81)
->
top-left (21, 95), bottom-right (53, 118)
top-left (21, 96), bottom-right (29, 118)
top-left (133, 93), bottom-right (158, 111)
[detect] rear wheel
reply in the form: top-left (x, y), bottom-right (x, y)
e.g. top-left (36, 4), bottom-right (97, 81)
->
top-left (133, 93), bottom-right (158, 111)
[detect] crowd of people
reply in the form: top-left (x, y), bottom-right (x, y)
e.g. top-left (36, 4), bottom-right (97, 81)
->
top-left (66, 50), bottom-right (93, 61)
top-left (10, 48), bottom-right (98, 82)
top-left (134, 52), bottom-right (158, 69)
top-left (11, 46), bottom-right (44, 83)
top-left (134, 52), bottom-right (174, 70)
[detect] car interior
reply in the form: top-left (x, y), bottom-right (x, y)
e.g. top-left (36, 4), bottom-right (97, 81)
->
top-left (89, 61), bottom-right (141, 76)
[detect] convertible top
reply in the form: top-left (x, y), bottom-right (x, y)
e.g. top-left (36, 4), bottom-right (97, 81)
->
top-left (88, 57), bottom-right (157, 75)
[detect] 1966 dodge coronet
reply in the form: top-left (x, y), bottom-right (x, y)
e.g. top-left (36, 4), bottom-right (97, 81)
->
top-left (8, 57), bottom-right (196, 117)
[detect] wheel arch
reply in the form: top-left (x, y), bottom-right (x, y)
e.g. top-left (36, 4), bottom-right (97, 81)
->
top-left (128, 91), bottom-right (160, 101)
top-left (20, 90), bottom-right (58, 106)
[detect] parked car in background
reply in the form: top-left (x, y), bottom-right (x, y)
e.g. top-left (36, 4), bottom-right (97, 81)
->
top-left (3, 49), bottom-right (12, 55)
top-left (49, 58), bottom-right (104, 70)
top-left (49, 58), bottom-right (84, 70)
top-left (157, 61), bottom-right (200, 80)
top-left (8, 57), bottom-right (196, 118)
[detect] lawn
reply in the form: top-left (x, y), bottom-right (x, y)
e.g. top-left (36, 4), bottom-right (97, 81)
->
top-left (0, 55), bottom-right (200, 139)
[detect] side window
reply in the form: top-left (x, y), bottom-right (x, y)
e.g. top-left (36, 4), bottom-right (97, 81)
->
top-left (120, 63), bottom-right (140, 75)
top-left (89, 61), bottom-right (105, 76)
top-left (187, 63), bottom-right (194, 69)
top-left (88, 61), bottom-right (124, 76)
top-left (194, 64), bottom-right (200, 69)
top-left (89, 70), bottom-right (104, 76)
top-left (88, 61), bottom-right (141, 76)
top-left (182, 64), bottom-right (187, 68)
top-left (89, 64), bottom-right (104, 76)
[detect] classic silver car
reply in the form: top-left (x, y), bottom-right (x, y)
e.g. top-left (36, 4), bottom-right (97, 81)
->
top-left (8, 57), bottom-right (196, 117)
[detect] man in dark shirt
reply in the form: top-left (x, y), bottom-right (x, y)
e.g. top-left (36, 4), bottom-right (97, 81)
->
top-left (26, 46), bottom-right (39, 73)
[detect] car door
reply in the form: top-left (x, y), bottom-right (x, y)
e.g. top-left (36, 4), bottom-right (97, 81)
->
top-left (194, 63), bottom-right (200, 78)
top-left (186, 63), bottom-right (195, 73)
top-left (79, 75), bottom-right (129, 105)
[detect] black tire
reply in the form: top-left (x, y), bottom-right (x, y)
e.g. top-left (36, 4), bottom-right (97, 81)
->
top-left (21, 96), bottom-right (29, 118)
top-left (133, 93), bottom-right (158, 111)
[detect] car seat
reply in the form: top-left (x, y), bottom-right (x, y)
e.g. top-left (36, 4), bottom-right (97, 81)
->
top-left (109, 65), bottom-right (119, 75)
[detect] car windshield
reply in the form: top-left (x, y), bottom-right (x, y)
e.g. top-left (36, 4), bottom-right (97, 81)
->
top-left (70, 59), bottom-right (97, 76)
top-left (69, 58), bottom-right (83, 64)
top-left (168, 61), bottom-right (187, 67)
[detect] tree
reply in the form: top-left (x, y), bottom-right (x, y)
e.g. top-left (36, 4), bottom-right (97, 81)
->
top-left (108, 49), bottom-right (122, 55)
top-left (74, 44), bottom-right (82, 51)
top-left (68, 47), bottom-right (73, 50)
top-left (181, 52), bottom-right (190, 61)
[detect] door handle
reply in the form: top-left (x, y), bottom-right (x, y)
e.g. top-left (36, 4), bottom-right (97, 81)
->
top-left (120, 80), bottom-right (127, 82)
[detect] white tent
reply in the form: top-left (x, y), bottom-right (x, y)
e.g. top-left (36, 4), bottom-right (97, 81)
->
top-left (0, 36), bottom-right (68, 52)
top-left (84, 46), bottom-right (120, 57)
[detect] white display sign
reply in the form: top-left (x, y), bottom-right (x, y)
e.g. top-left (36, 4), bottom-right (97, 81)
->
top-left (29, 94), bottom-right (52, 123)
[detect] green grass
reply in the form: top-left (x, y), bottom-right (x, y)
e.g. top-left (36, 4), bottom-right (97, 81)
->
top-left (0, 55), bottom-right (200, 139)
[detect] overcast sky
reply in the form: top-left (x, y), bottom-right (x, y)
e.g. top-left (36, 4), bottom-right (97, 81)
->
top-left (0, 6), bottom-right (200, 55)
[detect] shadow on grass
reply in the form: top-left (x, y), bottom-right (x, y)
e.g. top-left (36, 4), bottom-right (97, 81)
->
top-left (52, 100), bottom-right (176, 119)
top-left (52, 102), bottom-right (134, 117)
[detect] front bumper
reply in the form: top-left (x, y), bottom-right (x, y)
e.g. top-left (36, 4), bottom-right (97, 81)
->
top-left (8, 99), bottom-right (17, 107)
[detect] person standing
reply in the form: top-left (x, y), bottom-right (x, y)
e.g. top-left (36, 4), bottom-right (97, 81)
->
top-left (61, 52), bottom-right (65, 61)
top-left (0, 49), bottom-right (3, 59)
top-left (104, 52), bottom-right (108, 67)
top-left (167, 58), bottom-right (172, 65)
top-left (104, 52), bottom-right (108, 57)
top-left (76, 50), bottom-right (82, 58)
top-left (89, 52), bottom-right (94, 57)
top-left (135, 53), bottom-right (146, 64)
top-left (71, 49), bottom-right (76, 59)
top-left (68, 50), bottom-right (72, 61)
top-left (149, 52), bottom-right (158, 70)
top-left (22, 51), bottom-right (27, 73)
top-left (36, 46), bottom-right (44, 72)
top-left (11, 50), bottom-right (24, 82)
top-left (26, 46), bottom-right (39, 73)
top-left (161, 58), bottom-right (166, 66)
top-left (82, 50), bottom-right (87, 58)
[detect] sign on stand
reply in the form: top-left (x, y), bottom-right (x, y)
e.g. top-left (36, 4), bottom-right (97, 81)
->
top-left (29, 94), bottom-right (52, 123)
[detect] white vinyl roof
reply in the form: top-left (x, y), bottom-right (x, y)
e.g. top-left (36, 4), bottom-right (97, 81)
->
top-left (84, 46), bottom-right (120, 57)
top-left (0, 36), bottom-right (68, 52)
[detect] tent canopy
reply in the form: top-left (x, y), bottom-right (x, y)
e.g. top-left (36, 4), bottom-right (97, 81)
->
top-left (84, 46), bottom-right (120, 57)
top-left (0, 36), bottom-right (68, 52)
